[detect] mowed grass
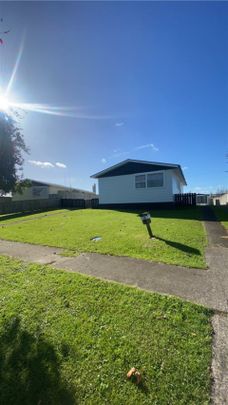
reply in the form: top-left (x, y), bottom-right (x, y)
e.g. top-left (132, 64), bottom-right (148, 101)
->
top-left (213, 206), bottom-right (228, 229)
top-left (0, 208), bottom-right (68, 224)
top-left (0, 255), bottom-right (212, 404)
top-left (0, 208), bottom-right (207, 268)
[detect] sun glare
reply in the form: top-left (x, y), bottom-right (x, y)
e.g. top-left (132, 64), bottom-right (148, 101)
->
top-left (0, 33), bottom-right (108, 120)
top-left (0, 94), bottom-right (10, 112)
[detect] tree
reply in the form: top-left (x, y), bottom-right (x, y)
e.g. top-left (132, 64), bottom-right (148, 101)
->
top-left (0, 111), bottom-right (28, 195)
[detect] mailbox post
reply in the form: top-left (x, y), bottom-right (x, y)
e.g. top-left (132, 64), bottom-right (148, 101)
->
top-left (138, 212), bottom-right (153, 238)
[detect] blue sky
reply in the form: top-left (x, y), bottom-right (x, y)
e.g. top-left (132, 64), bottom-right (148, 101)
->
top-left (0, 1), bottom-right (227, 193)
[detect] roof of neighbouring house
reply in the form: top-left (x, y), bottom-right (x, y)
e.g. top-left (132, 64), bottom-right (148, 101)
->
top-left (91, 159), bottom-right (187, 185)
top-left (212, 192), bottom-right (228, 198)
top-left (25, 179), bottom-right (97, 195)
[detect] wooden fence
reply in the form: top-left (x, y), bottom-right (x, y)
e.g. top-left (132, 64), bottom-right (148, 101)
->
top-left (174, 193), bottom-right (196, 207)
top-left (61, 199), bottom-right (85, 209)
top-left (0, 198), bottom-right (61, 214)
top-left (0, 197), bottom-right (100, 215)
top-left (61, 198), bottom-right (99, 209)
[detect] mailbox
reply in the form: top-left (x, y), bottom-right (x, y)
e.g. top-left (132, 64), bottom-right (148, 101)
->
top-left (139, 212), bottom-right (151, 225)
top-left (138, 212), bottom-right (153, 238)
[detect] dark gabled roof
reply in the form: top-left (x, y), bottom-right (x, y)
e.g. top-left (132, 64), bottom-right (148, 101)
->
top-left (91, 159), bottom-right (187, 185)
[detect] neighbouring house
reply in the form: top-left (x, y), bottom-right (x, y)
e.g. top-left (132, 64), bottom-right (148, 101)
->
top-left (12, 179), bottom-right (97, 201)
top-left (196, 194), bottom-right (210, 205)
top-left (209, 193), bottom-right (228, 206)
top-left (91, 159), bottom-right (187, 208)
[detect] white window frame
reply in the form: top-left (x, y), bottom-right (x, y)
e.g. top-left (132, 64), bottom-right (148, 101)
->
top-left (135, 174), bottom-right (146, 188)
top-left (147, 172), bottom-right (164, 188)
top-left (135, 171), bottom-right (164, 189)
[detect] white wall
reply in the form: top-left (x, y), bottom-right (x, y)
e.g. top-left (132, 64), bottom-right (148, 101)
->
top-left (49, 185), bottom-right (97, 199)
top-left (12, 186), bottom-right (49, 201)
top-left (212, 193), bottom-right (228, 205)
top-left (172, 173), bottom-right (183, 194)
top-left (98, 169), bottom-right (178, 204)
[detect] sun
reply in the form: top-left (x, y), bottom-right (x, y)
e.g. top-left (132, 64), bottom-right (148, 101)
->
top-left (0, 94), bottom-right (10, 112)
top-left (0, 33), bottom-right (110, 121)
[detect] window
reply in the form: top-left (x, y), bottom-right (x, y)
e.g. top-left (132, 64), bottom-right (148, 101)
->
top-left (32, 187), bottom-right (46, 196)
top-left (135, 174), bottom-right (146, 188)
top-left (135, 172), bottom-right (164, 189)
top-left (147, 173), bottom-right (163, 187)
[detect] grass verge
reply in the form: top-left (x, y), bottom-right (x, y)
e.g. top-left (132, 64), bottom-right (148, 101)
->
top-left (0, 255), bottom-right (212, 404)
top-left (0, 208), bottom-right (207, 268)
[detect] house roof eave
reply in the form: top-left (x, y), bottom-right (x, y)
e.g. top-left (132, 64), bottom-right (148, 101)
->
top-left (91, 159), bottom-right (187, 185)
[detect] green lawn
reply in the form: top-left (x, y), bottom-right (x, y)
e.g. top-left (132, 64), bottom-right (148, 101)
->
top-left (0, 255), bottom-right (212, 404)
top-left (213, 206), bottom-right (228, 229)
top-left (0, 208), bottom-right (207, 268)
top-left (0, 208), bottom-right (68, 223)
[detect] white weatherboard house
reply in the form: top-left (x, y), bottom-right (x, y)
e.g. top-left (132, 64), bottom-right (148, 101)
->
top-left (91, 159), bottom-right (187, 207)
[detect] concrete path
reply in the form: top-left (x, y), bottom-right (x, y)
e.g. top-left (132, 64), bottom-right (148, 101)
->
top-left (0, 206), bottom-right (227, 403)
top-left (0, 235), bottom-right (227, 313)
top-left (202, 207), bottom-right (228, 404)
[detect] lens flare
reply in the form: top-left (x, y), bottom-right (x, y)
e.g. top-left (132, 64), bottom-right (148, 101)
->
top-left (1, 32), bottom-right (114, 121)
top-left (0, 94), bottom-right (9, 112)
top-left (5, 32), bottom-right (25, 97)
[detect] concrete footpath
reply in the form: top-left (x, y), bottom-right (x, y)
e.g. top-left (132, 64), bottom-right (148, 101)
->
top-left (0, 236), bottom-right (227, 313)
top-left (0, 206), bottom-right (227, 403)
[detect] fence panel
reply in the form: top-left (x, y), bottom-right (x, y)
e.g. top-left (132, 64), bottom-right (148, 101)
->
top-left (91, 198), bottom-right (99, 208)
top-left (0, 197), bottom-right (99, 214)
top-left (174, 193), bottom-right (196, 207)
top-left (61, 199), bottom-right (85, 209)
top-left (61, 198), bottom-right (99, 209)
top-left (0, 198), bottom-right (60, 214)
